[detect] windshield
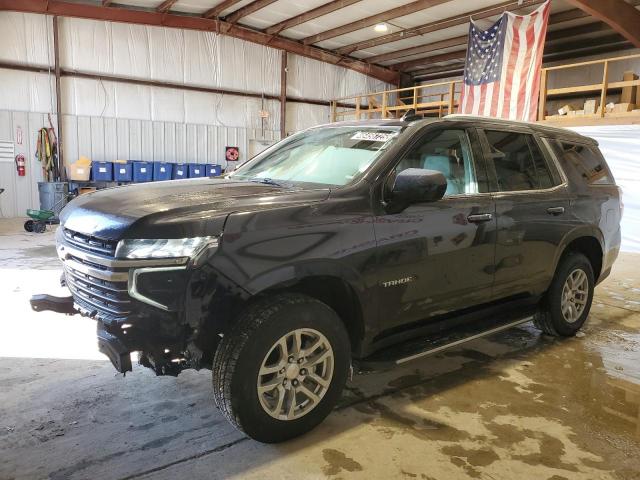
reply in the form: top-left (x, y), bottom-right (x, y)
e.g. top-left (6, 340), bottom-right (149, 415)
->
top-left (230, 126), bottom-right (402, 187)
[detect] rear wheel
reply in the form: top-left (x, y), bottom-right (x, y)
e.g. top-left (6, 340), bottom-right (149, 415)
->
top-left (534, 251), bottom-right (594, 336)
top-left (212, 293), bottom-right (350, 443)
top-left (24, 220), bottom-right (34, 232)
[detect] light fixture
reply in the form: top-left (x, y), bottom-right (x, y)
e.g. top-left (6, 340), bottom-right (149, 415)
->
top-left (374, 23), bottom-right (389, 33)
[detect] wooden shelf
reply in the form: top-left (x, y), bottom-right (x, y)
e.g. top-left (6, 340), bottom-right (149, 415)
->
top-left (330, 52), bottom-right (640, 127)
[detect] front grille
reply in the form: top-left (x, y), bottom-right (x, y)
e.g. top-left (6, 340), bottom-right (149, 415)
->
top-left (59, 229), bottom-right (131, 321)
top-left (63, 228), bottom-right (118, 257)
top-left (64, 263), bottom-right (132, 320)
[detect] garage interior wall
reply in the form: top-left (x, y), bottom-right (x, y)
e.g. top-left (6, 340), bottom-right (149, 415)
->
top-left (0, 11), bottom-right (393, 218)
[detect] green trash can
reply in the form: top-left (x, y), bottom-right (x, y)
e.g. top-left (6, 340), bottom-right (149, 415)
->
top-left (38, 182), bottom-right (69, 220)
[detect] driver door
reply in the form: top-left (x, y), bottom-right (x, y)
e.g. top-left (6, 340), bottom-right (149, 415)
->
top-left (373, 127), bottom-right (497, 333)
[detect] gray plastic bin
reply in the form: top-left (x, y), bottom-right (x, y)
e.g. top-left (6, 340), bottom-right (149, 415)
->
top-left (38, 182), bottom-right (69, 219)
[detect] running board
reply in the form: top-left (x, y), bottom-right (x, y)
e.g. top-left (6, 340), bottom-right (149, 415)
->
top-left (358, 314), bottom-right (534, 371)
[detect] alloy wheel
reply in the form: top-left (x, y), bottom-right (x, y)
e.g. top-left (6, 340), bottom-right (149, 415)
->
top-left (561, 268), bottom-right (589, 323)
top-left (257, 328), bottom-right (334, 421)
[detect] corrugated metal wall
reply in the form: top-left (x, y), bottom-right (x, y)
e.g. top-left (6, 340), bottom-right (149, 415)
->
top-left (0, 110), bottom-right (55, 218)
top-left (0, 109), bottom-right (279, 218)
top-left (62, 115), bottom-right (278, 166)
top-left (0, 11), bottom-right (395, 218)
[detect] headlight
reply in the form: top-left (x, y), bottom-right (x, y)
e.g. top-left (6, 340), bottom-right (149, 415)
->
top-left (115, 236), bottom-right (218, 259)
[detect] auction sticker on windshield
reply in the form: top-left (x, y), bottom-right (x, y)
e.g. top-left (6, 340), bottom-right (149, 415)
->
top-left (350, 131), bottom-right (398, 142)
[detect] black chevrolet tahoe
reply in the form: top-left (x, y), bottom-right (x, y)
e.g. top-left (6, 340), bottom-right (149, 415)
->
top-left (32, 115), bottom-right (622, 443)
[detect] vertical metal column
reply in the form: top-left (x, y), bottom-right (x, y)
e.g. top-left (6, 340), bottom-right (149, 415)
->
top-left (53, 15), bottom-right (65, 180)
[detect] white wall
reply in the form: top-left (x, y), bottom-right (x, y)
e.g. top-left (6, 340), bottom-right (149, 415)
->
top-left (0, 11), bottom-right (393, 217)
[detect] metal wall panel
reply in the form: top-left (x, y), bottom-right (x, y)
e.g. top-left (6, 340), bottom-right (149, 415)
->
top-left (0, 109), bottom-right (279, 218)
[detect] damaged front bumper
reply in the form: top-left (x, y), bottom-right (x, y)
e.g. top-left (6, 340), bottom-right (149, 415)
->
top-left (29, 294), bottom-right (132, 373)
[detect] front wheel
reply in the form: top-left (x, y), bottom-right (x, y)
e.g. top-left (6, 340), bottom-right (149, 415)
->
top-left (534, 251), bottom-right (595, 336)
top-left (212, 293), bottom-right (350, 443)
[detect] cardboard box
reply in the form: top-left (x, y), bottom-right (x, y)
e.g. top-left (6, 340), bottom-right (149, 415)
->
top-left (612, 103), bottom-right (634, 113)
top-left (68, 156), bottom-right (92, 181)
top-left (584, 99), bottom-right (598, 115)
top-left (621, 71), bottom-right (638, 104)
top-left (558, 104), bottom-right (574, 116)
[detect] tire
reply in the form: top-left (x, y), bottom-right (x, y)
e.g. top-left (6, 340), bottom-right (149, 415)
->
top-left (24, 220), bottom-right (34, 232)
top-left (212, 293), bottom-right (350, 443)
top-left (34, 222), bottom-right (47, 234)
top-left (534, 251), bottom-right (595, 336)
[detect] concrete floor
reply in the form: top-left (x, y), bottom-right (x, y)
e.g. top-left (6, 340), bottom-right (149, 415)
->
top-left (1, 217), bottom-right (639, 480)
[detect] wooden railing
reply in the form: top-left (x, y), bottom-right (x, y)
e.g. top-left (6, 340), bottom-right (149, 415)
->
top-left (330, 80), bottom-right (462, 122)
top-left (330, 53), bottom-right (640, 125)
top-left (539, 53), bottom-right (640, 121)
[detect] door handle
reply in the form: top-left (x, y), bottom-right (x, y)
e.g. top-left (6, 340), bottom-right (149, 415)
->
top-left (547, 206), bottom-right (565, 215)
top-left (467, 213), bottom-right (493, 223)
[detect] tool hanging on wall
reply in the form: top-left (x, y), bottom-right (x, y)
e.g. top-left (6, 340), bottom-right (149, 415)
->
top-left (35, 122), bottom-right (59, 182)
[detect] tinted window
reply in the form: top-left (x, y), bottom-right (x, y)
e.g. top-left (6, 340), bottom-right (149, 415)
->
top-left (393, 129), bottom-right (478, 196)
top-left (553, 141), bottom-right (614, 185)
top-left (484, 130), bottom-right (555, 191)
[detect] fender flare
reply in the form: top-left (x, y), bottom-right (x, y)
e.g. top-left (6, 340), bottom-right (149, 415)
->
top-left (551, 225), bottom-right (605, 274)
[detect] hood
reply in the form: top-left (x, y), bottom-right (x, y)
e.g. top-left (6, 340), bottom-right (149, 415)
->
top-left (60, 178), bottom-right (330, 240)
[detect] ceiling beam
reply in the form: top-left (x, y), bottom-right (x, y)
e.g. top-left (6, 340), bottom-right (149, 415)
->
top-left (156, 0), bottom-right (178, 13)
top-left (265, 0), bottom-right (362, 35)
top-left (335, 0), bottom-right (544, 55)
top-left (224, 0), bottom-right (278, 24)
top-left (301, 0), bottom-right (454, 45)
top-left (0, 0), bottom-right (399, 84)
top-left (203, 0), bottom-right (243, 19)
top-left (411, 36), bottom-right (633, 79)
top-left (385, 9), bottom-right (629, 72)
top-left (546, 21), bottom-right (611, 41)
top-left (377, 21), bottom-right (612, 65)
top-left (336, 0), bottom-right (640, 56)
top-left (367, 35), bottom-right (467, 64)
top-left (565, 0), bottom-right (640, 48)
top-left (543, 33), bottom-right (628, 56)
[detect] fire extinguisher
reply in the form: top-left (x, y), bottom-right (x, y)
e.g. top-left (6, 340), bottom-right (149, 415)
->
top-left (15, 154), bottom-right (25, 177)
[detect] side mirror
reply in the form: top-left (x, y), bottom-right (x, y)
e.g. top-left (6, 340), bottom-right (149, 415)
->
top-left (387, 168), bottom-right (446, 213)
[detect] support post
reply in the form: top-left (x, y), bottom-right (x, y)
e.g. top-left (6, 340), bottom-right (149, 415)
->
top-left (330, 101), bottom-right (337, 122)
top-left (280, 50), bottom-right (287, 138)
top-left (355, 96), bottom-right (361, 120)
top-left (538, 69), bottom-right (548, 121)
top-left (53, 15), bottom-right (65, 180)
top-left (600, 60), bottom-right (609, 118)
top-left (448, 81), bottom-right (455, 115)
top-left (382, 92), bottom-right (388, 118)
top-left (413, 87), bottom-right (418, 110)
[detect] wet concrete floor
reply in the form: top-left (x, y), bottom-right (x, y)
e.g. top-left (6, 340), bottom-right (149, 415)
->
top-left (1, 218), bottom-right (639, 479)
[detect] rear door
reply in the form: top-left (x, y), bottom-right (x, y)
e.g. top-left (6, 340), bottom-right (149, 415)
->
top-left (478, 127), bottom-right (572, 300)
top-left (372, 125), bottom-right (497, 333)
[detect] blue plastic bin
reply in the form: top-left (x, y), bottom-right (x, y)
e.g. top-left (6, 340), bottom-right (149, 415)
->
top-left (188, 163), bottom-right (206, 178)
top-left (206, 164), bottom-right (222, 177)
top-left (113, 162), bottom-right (132, 182)
top-left (132, 161), bottom-right (153, 182)
top-left (153, 162), bottom-right (173, 181)
top-left (172, 163), bottom-right (188, 180)
top-left (92, 161), bottom-right (113, 181)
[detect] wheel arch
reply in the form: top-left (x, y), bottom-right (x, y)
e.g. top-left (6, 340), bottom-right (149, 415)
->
top-left (554, 227), bottom-right (604, 281)
top-left (247, 266), bottom-right (368, 356)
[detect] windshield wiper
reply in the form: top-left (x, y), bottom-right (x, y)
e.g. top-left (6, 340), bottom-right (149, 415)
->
top-left (249, 178), bottom-right (284, 187)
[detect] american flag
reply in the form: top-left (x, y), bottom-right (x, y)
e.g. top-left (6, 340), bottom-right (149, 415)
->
top-left (458, 1), bottom-right (550, 122)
